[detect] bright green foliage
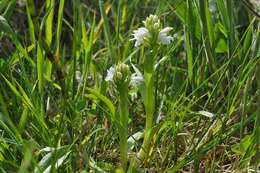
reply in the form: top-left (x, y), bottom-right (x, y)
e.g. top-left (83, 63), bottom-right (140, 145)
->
top-left (0, 0), bottom-right (259, 172)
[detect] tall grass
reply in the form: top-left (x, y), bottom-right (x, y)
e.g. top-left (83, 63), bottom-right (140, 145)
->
top-left (0, 0), bottom-right (259, 172)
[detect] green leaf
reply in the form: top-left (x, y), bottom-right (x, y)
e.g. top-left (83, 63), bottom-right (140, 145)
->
top-left (85, 88), bottom-right (115, 121)
top-left (35, 146), bottom-right (71, 173)
top-left (26, 1), bottom-right (36, 44)
top-left (55, 0), bottom-right (65, 56)
top-left (18, 106), bottom-right (29, 132)
top-left (0, 15), bottom-right (13, 35)
top-left (45, 0), bottom-right (55, 46)
top-left (215, 38), bottom-right (227, 53)
top-left (37, 42), bottom-right (44, 95)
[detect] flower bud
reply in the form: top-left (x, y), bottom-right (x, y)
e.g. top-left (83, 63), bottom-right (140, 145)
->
top-left (115, 72), bottom-right (123, 81)
top-left (113, 63), bottom-right (131, 86)
top-left (154, 22), bottom-right (160, 30)
top-left (143, 15), bottom-right (161, 32)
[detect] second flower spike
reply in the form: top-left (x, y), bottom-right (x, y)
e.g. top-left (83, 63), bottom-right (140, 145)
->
top-left (105, 63), bottom-right (143, 87)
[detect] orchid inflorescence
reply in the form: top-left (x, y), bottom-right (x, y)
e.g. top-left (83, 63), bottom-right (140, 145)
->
top-left (105, 63), bottom-right (143, 88)
top-left (131, 14), bottom-right (173, 47)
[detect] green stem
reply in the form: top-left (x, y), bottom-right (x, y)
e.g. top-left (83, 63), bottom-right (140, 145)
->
top-left (118, 83), bottom-right (129, 170)
top-left (138, 51), bottom-right (155, 162)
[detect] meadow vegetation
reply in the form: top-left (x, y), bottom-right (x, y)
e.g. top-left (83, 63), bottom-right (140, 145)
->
top-left (0, 0), bottom-right (260, 172)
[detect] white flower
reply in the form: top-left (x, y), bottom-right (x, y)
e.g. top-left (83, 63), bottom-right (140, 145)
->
top-left (105, 64), bottom-right (143, 87)
top-left (131, 27), bottom-right (150, 47)
top-left (130, 73), bottom-right (143, 86)
top-left (130, 64), bottom-right (144, 86)
top-left (105, 66), bottom-right (115, 82)
top-left (158, 27), bottom-right (173, 45)
top-left (132, 15), bottom-right (173, 47)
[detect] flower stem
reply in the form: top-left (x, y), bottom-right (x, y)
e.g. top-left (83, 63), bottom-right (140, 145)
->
top-left (118, 83), bottom-right (129, 170)
top-left (138, 51), bottom-right (155, 162)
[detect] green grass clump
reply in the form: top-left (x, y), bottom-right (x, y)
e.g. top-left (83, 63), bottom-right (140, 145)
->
top-left (0, 0), bottom-right (260, 172)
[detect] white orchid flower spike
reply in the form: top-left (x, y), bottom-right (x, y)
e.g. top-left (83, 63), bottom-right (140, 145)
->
top-left (131, 14), bottom-right (173, 47)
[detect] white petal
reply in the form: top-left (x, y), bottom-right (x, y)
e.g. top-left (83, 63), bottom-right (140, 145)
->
top-left (130, 64), bottom-right (143, 86)
top-left (132, 27), bottom-right (150, 47)
top-left (39, 147), bottom-right (55, 153)
top-left (130, 73), bottom-right (144, 86)
top-left (158, 34), bottom-right (173, 45)
top-left (158, 35), bottom-right (173, 45)
top-left (105, 66), bottom-right (115, 82)
top-left (158, 27), bottom-right (173, 45)
top-left (160, 27), bottom-right (173, 34)
top-left (133, 27), bottom-right (149, 35)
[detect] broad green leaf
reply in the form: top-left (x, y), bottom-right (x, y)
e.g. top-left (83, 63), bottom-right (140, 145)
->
top-left (215, 38), bottom-right (228, 53)
top-left (85, 88), bottom-right (115, 121)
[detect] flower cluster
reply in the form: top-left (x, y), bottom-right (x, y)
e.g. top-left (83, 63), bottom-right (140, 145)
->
top-left (132, 14), bottom-right (173, 47)
top-left (105, 63), bottom-right (143, 87)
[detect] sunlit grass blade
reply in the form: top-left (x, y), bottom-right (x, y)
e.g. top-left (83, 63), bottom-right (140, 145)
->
top-left (45, 0), bottom-right (55, 46)
top-left (37, 42), bottom-right (45, 120)
top-left (198, 0), bottom-right (217, 73)
top-left (71, 0), bottom-right (82, 97)
top-left (44, 0), bottom-right (55, 81)
top-left (99, 0), bottom-right (116, 63)
top-left (55, 0), bottom-right (65, 58)
top-left (1, 75), bottom-right (48, 136)
top-left (37, 42), bottom-right (44, 97)
top-left (26, 1), bottom-right (36, 45)
top-left (81, 13), bottom-right (96, 95)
